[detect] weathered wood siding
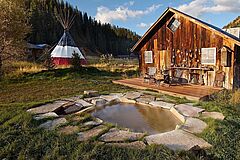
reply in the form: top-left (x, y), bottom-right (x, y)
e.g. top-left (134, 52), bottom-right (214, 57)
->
top-left (139, 13), bottom-right (238, 89)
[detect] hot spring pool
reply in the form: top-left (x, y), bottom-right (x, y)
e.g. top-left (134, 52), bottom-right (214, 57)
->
top-left (92, 103), bottom-right (182, 134)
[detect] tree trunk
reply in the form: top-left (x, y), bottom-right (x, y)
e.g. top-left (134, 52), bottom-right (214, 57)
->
top-left (0, 46), bottom-right (4, 77)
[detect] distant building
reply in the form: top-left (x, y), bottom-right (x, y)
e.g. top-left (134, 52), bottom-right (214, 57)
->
top-left (27, 43), bottom-right (50, 62)
top-left (224, 27), bottom-right (240, 38)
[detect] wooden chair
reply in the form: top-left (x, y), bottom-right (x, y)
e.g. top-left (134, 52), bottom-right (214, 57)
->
top-left (144, 67), bottom-right (157, 83)
top-left (170, 69), bottom-right (183, 85)
top-left (214, 71), bottom-right (225, 87)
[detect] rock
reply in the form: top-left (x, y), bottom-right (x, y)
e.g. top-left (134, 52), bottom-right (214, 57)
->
top-left (109, 93), bottom-right (124, 98)
top-left (174, 104), bottom-right (205, 117)
top-left (118, 97), bottom-right (136, 104)
top-left (91, 98), bottom-right (107, 107)
top-left (75, 99), bottom-right (93, 107)
top-left (77, 125), bottom-right (108, 141)
top-left (75, 106), bottom-right (95, 115)
top-left (64, 104), bottom-right (84, 114)
top-left (145, 129), bottom-right (211, 151)
top-left (27, 101), bottom-right (68, 114)
top-left (33, 112), bottom-right (59, 120)
top-left (149, 101), bottom-right (175, 109)
top-left (39, 118), bottom-right (67, 130)
top-left (181, 118), bottom-right (207, 134)
top-left (170, 107), bottom-right (186, 123)
top-left (99, 128), bottom-right (145, 142)
top-left (106, 141), bottom-right (146, 149)
top-left (201, 112), bottom-right (225, 120)
top-left (124, 92), bottom-right (142, 100)
top-left (83, 118), bottom-right (103, 126)
top-left (58, 126), bottom-right (79, 135)
top-left (84, 90), bottom-right (99, 97)
top-left (100, 95), bottom-right (119, 102)
top-left (136, 95), bottom-right (155, 104)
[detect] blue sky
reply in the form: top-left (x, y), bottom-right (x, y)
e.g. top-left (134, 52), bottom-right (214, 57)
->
top-left (66, 0), bottom-right (240, 35)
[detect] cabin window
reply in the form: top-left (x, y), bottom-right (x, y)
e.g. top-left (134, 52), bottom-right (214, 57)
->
top-left (167, 17), bottom-right (181, 32)
top-left (221, 47), bottom-right (231, 67)
top-left (144, 51), bottom-right (153, 63)
top-left (201, 48), bottom-right (216, 65)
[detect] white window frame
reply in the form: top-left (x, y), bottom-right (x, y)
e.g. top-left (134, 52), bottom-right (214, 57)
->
top-left (144, 51), bottom-right (153, 64)
top-left (201, 48), bottom-right (216, 65)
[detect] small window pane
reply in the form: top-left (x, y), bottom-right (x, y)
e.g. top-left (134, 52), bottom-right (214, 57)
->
top-left (201, 48), bottom-right (216, 65)
top-left (167, 17), bottom-right (181, 32)
top-left (144, 51), bottom-right (153, 63)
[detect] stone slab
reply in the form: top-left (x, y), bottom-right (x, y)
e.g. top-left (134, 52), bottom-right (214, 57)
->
top-left (136, 95), bottom-right (155, 104)
top-left (58, 126), bottom-right (79, 135)
top-left (64, 104), bottom-right (84, 114)
top-left (201, 112), bottom-right (225, 120)
top-left (83, 118), bottom-right (103, 126)
top-left (149, 101), bottom-right (175, 109)
top-left (170, 107), bottom-right (186, 123)
top-left (75, 106), bottom-right (95, 115)
top-left (100, 95), bottom-right (119, 102)
top-left (118, 97), bottom-right (136, 104)
top-left (39, 118), bottom-right (67, 130)
top-left (109, 93), bottom-right (124, 98)
top-left (124, 92), bottom-right (142, 100)
top-left (181, 118), bottom-right (207, 134)
top-left (77, 125), bottom-right (108, 141)
top-left (75, 99), bottom-right (93, 107)
top-left (106, 141), bottom-right (146, 149)
top-left (83, 90), bottom-right (99, 97)
top-left (91, 98), bottom-right (107, 107)
top-left (33, 112), bottom-right (59, 120)
top-left (99, 128), bottom-right (145, 142)
top-left (174, 104), bottom-right (205, 117)
top-left (27, 101), bottom-right (68, 114)
top-left (145, 129), bottom-right (211, 151)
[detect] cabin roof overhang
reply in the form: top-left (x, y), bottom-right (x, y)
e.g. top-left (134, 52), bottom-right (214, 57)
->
top-left (131, 7), bottom-right (240, 52)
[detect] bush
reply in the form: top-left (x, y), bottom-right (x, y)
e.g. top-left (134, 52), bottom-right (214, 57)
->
top-left (71, 51), bottom-right (81, 70)
top-left (230, 90), bottom-right (240, 109)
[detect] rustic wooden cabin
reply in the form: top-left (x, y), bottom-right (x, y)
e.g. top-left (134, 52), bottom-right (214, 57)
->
top-left (131, 7), bottom-right (240, 90)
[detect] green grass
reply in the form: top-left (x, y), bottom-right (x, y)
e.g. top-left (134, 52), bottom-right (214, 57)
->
top-left (0, 66), bottom-right (240, 159)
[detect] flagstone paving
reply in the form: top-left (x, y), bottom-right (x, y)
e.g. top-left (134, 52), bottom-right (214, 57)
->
top-left (201, 111), bottom-right (225, 120)
top-left (181, 118), bottom-right (207, 134)
top-left (174, 104), bottom-right (205, 117)
top-left (27, 101), bottom-right (68, 114)
top-left (77, 125), bottom-right (108, 141)
top-left (28, 91), bottom-right (223, 151)
top-left (106, 141), bottom-right (146, 149)
top-left (39, 118), bottom-right (67, 130)
top-left (99, 128), bottom-right (145, 142)
top-left (145, 129), bottom-right (212, 151)
top-left (33, 112), bottom-right (59, 120)
top-left (149, 101), bottom-right (175, 109)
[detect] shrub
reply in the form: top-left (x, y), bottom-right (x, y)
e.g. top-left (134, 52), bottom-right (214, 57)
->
top-left (71, 51), bottom-right (81, 70)
top-left (230, 90), bottom-right (240, 109)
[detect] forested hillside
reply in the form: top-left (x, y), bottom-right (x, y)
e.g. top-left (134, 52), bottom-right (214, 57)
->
top-left (223, 16), bottom-right (240, 29)
top-left (26, 0), bottom-right (140, 56)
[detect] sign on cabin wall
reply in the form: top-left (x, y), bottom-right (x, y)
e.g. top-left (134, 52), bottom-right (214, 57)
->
top-left (201, 48), bottom-right (217, 65)
top-left (144, 51), bottom-right (153, 63)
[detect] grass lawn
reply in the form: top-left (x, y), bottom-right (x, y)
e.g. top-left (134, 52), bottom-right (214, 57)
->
top-left (0, 65), bottom-right (240, 159)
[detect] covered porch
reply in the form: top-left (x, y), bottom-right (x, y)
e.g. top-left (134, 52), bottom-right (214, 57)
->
top-left (113, 78), bottom-right (222, 101)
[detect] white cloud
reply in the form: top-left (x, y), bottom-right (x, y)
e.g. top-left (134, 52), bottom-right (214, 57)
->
top-left (137, 22), bottom-right (154, 29)
top-left (95, 2), bottom-right (162, 24)
top-left (176, 0), bottom-right (240, 17)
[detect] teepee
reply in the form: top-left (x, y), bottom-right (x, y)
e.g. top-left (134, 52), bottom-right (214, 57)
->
top-left (51, 5), bottom-right (86, 65)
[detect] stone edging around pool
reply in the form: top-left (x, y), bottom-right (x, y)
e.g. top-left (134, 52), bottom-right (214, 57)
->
top-left (27, 91), bottom-right (225, 151)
